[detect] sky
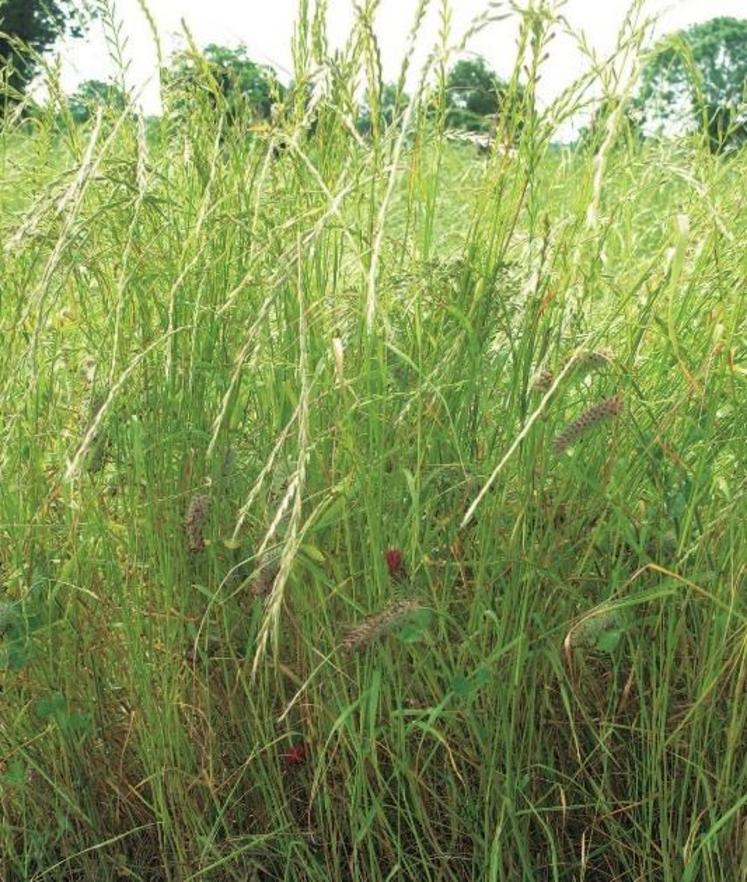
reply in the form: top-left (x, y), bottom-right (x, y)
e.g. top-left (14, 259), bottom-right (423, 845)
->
top-left (54, 0), bottom-right (747, 122)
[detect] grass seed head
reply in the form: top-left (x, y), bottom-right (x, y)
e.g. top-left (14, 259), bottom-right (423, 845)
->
top-left (332, 335), bottom-right (345, 385)
top-left (532, 368), bottom-right (555, 393)
top-left (80, 356), bottom-right (97, 386)
top-left (552, 394), bottom-right (623, 455)
top-left (186, 494), bottom-right (210, 553)
top-left (567, 348), bottom-right (615, 374)
top-left (341, 599), bottom-right (423, 654)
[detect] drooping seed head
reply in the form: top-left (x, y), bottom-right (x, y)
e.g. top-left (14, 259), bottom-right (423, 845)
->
top-left (341, 599), bottom-right (422, 654)
top-left (552, 394), bottom-right (623, 455)
top-left (567, 348), bottom-right (615, 375)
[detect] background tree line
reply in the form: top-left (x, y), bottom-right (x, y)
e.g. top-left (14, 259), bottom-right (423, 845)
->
top-left (2, 0), bottom-right (746, 152)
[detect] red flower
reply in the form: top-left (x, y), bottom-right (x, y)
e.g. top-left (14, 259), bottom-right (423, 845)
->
top-left (384, 547), bottom-right (404, 578)
top-left (283, 741), bottom-right (309, 766)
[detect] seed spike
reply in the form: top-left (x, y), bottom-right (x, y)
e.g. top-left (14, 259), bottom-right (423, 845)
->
top-left (186, 494), bottom-right (210, 553)
top-left (552, 395), bottom-right (623, 455)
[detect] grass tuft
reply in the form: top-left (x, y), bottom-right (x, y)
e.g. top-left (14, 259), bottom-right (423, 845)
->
top-left (0, 1), bottom-right (744, 879)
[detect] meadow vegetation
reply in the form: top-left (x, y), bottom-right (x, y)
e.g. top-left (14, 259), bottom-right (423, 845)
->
top-left (0, 2), bottom-right (745, 880)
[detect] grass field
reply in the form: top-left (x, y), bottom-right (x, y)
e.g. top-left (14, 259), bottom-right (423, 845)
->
top-left (0, 3), bottom-right (746, 880)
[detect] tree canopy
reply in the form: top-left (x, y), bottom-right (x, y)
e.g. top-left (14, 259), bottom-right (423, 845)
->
top-left (0, 0), bottom-right (87, 97)
top-left (445, 57), bottom-right (505, 132)
top-left (164, 44), bottom-right (285, 126)
top-left (443, 56), bottom-right (528, 143)
top-left (68, 79), bottom-right (126, 124)
top-left (638, 17), bottom-right (747, 152)
top-left (357, 82), bottom-right (408, 134)
top-left (578, 96), bottom-right (644, 154)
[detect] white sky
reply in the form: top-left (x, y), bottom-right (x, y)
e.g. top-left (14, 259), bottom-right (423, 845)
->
top-left (55, 0), bottom-right (747, 122)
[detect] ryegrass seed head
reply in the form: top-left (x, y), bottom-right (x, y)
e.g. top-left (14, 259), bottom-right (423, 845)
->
top-left (186, 493), bottom-right (210, 553)
top-left (552, 394), bottom-right (623, 455)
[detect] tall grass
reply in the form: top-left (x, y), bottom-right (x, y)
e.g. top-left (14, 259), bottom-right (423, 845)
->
top-left (0, 1), bottom-right (745, 880)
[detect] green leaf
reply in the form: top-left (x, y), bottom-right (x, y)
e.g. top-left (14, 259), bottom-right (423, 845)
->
top-left (449, 675), bottom-right (472, 698)
top-left (596, 629), bottom-right (624, 654)
top-left (301, 544), bottom-right (326, 563)
top-left (36, 693), bottom-right (66, 720)
top-left (6, 642), bottom-right (30, 672)
top-left (193, 582), bottom-right (221, 600)
top-left (56, 809), bottom-right (72, 835)
top-left (450, 666), bottom-right (491, 699)
top-left (1, 759), bottom-right (27, 788)
top-left (60, 711), bottom-right (92, 736)
top-left (397, 608), bottom-right (432, 644)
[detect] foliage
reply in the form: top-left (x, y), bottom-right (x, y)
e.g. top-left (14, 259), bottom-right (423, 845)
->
top-left (701, 101), bottom-right (747, 154)
top-left (0, 0), bottom-right (88, 98)
top-left (67, 78), bottom-right (125, 123)
top-left (443, 56), bottom-right (529, 143)
top-left (577, 96), bottom-right (644, 152)
top-left (357, 82), bottom-right (408, 133)
top-left (164, 43), bottom-right (285, 127)
top-left (445, 56), bottom-right (504, 131)
top-left (639, 16), bottom-right (747, 152)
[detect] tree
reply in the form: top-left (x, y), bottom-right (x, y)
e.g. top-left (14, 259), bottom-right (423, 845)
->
top-left (202, 44), bottom-right (283, 122)
top-left (445, 57), bottom-right (506, 132)
top-left (357, 82), bottom-right (408, 134)
top-left (577, 96), bottom-right (644, 153)
top-left (638, 17), bottom-right (747, 153)
top-left (0, 0), bottom-right (88, 98)
top-left (68, 79), bottom-right (126, 123)
top-left (164, 44), bottom-right (285, 127)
